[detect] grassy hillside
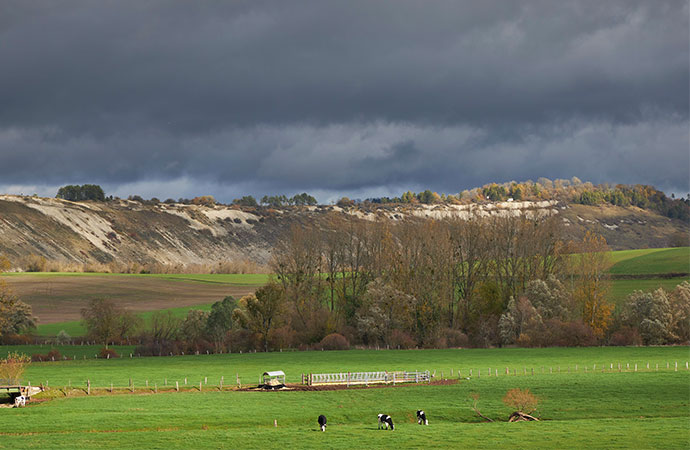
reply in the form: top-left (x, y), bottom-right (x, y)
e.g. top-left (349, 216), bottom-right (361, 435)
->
top-left (0, 348), bottom-right (687, 449)
top-left (609, 247), bottom-right (689, 275)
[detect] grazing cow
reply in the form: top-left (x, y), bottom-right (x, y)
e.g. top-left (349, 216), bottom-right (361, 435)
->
top-left (416, 410), bottom-right (428, 425)
top-left (377, 414), bottom-right (394, 430)
top-left (318, 414), bottom-right (327, 432)
top-left (14, 395), bottom-right (26, 408)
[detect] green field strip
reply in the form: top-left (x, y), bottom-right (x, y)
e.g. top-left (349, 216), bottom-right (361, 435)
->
top-left (609, 247), bottom-right (689, 275)
top-left (0, 346), bottom-right (686, 387)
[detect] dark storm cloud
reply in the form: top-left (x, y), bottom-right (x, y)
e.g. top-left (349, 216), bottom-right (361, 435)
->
top-left (0, 0), bottom-right (687, 201)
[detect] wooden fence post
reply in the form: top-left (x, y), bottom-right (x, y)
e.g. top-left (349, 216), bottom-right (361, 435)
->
top-left (87, 379), bottom-right (90, 395)
top-left (199, 381), bottom-right (202, 392)
top-left (176, 381), bottom-right (179, 392)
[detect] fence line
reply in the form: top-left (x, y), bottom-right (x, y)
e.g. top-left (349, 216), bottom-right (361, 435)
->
top-left (21, 360), bottom-right (688, 390)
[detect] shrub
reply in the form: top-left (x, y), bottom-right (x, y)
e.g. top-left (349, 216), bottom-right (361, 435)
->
top-left (319, 333), bottom-right (350, 350)
top-left (388, 329), bottom-right (416, 349)
top-left (444, 329), bottom-right (470, 348)
top-left (503, 388), bottom-right (539, 414)
top-left (539, 319), bottom-right (597, 347)
top-left (55, 330), bottom-right (70, 346)
top-left (609, 326), bottom-right (642, 346)
top-left (0, 352), bottom-right (30, 383)
top-left (269, 325), bottom-right (296, 350)
top-left (0, 333), bottom-right (32, 345)
top-left (99, 347), bottom-right (119, 359)
top-left (31, 349), bottom-right (61, 362)
top-left (24, 254), bottom-right (47, 272)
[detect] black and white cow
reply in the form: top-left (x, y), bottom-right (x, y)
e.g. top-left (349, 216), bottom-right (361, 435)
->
top-left (416, 410), bottom-right (428, 425)
top-left (318, 414), bottom-right (327, 432)
top-left (13, 395), bottom-right (26, 408)
top-left (377, 414), bottom-right (394, 430)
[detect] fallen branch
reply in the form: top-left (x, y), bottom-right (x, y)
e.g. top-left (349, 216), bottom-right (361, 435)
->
top-left (508, 411), bottom-right (539, 422)
top-left (470, 393), bottom-right (494, 422)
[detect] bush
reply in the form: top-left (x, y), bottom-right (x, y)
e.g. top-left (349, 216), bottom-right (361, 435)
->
top-left (444, 329), bottom-right (470, 348)
top-left (269, 325), bottom-right (296, 350)
top-left (31, 349), bottom-right (61, 362)
top-left (388, 329), bottom-right (416, 349)
top-left (319, 333), bottom-right (350, 350)
top-left (99, 347), bottom-right (119, 359)
top-left (135, 340), bottom-right (181, 357)
top-left (0, 333), bottom-right (33, 345)
top-left (539, 319), bottom-right (597, 347)
top-left (228, 329), bottom-right (260, 353)
top-left (0, 352), bottom-right (30, 384)
top-left (24, 254), bottom-right (47, 272)
top-left (609, 326), bottom-right (642, 346)
top-left (503, 388), bottom-right (539, 414)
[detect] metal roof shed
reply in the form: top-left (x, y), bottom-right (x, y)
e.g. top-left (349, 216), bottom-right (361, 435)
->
top-left (262, 371), bottom-right (286, 386)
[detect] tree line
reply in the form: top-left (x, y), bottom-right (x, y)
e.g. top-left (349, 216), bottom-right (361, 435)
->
top-left (73, 213), bottom-right (688, 353)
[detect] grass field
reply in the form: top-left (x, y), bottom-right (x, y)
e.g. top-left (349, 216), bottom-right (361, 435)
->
top-left (0, 347), bottom-right (688, 449)
top-left (1, 346), bottom-right (687, 387)
top-left (609, 247), bottom-right (689, 275)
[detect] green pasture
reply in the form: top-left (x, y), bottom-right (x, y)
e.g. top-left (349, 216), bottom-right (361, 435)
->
top-left (609, 247), bottom-right (689, 275)
top-left (0, 348), bottom-right (688, 449)
top-left (1, 346), bottom-right (687, 387)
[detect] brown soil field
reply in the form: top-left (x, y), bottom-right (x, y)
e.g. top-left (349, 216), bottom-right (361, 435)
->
top-left (3, 274), bottom-right (262, 324)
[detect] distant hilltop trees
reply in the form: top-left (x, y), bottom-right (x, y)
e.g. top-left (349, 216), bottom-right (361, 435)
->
top-left (56, 184), bottom-right (105, 202)
top-left (358, 178), bottom-right (689, 222)
top-left (50, 178), bottom-right (688, 221)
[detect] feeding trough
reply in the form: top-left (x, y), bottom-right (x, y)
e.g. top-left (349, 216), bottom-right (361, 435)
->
top-left (261, 371), bottom-right (286, 389)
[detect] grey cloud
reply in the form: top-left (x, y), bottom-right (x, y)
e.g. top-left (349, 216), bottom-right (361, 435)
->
top-left (0, 0), bottom-right (687, 199)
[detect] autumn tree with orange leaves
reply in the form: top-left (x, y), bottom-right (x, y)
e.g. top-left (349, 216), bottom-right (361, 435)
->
top-left (570, 232), bottom-right (613, 338)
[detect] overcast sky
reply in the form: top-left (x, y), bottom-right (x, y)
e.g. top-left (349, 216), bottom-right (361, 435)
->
top-left (0, 0), bottom-right (688, 202)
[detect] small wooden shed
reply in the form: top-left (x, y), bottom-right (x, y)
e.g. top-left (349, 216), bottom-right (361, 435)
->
top-left (262, 371), bottom-right (286, 387)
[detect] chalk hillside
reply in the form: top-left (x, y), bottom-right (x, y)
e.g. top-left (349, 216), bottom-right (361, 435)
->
top-left (0, 195), bottom-right (686, 268)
